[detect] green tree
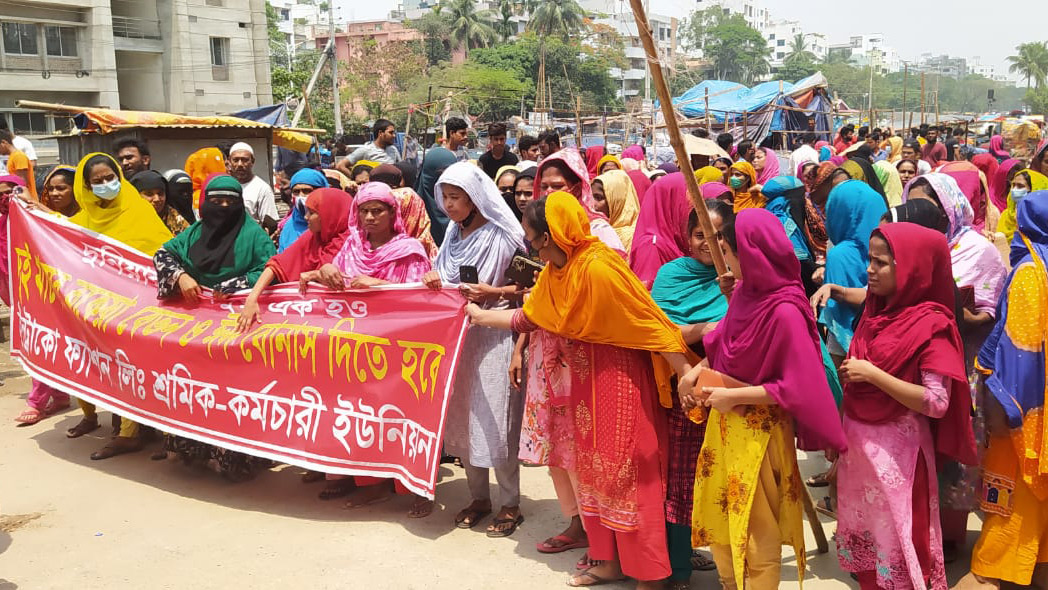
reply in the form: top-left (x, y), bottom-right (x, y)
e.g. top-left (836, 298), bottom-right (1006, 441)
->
top-left (448, 0), bottom-right (497, 56)
top-left (494, 0), bottom-right (516, 42)
top-left (342, 39), bottom-right (427, 120)
top-left (784, 34), bottom-right (815, 65)
top-left (1025, 87), bottom-right (1048, 115)
top-left (405, 63), bottom-right (526, 122)
top-left (408, 10), bottom-right (453, 66)
top-left (1008, 41), bottom-right (1048, 90)
top-left (679, 7), bottom-right (726, 53)
top-left (529, 0), bottom-right (585, 40)
top-left (701, 15), bottom-right (769, 84)
top-left (778, 56), bottom-right (817, 81)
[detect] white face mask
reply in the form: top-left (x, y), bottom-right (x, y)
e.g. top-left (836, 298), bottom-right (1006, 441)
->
top-left (1011, 187), bottom-right (1029, 203)
top-left (91, 178), bottom-right (121, 200)
top-left (295, 196), bottom-right (307, 211)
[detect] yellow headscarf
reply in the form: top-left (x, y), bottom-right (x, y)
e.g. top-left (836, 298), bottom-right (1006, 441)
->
top-left (72, 152), bottom-right (173, 255)
top-left (729, 161), bottom-right (764, 211)
top-left (998, 169), bottom-right (1048, 241)
top-left (523, 191), bottom-right (687, 354)
top-left (887, 136), bottom-right (903, 163)
top-left (841, 159), bottom-right (867, 183)
top-left (594, 169), bottom-right (639, 251)
top-left (494, 165), bottom-right (519, 184)
top-left (873, 160), bottom-right (904, 207)
top-left (595, 154), bottom-right (622, 174)
top-left (694, 165), bottom-right (724, 186)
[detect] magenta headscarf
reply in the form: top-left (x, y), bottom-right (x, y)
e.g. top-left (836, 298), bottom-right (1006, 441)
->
top-left (626, 169), bottom-right (652, 204)
top-left (584, 146), bottom-right (604, 180)
top-left (621, 145), bottom-right (644, 161)
top-left (970, 153), bottom-right (998, 208)
top-left (989, 158), bottom-right (1023, 212)
top-left (755, 147), bottom-right (781, 184)
top-left (938, 161), bottom-right (987, 232)
top-left (988, 135), bottom-right (1009, 160)
top-left (535, 147), bottom-right (600, 218)
top-left (814, 140), bottom-right (829, 150)
top-left (0, 174), bottom-right (26, 307)
top-left (699, 182), bottom-right (731, 200)
top-left (331, 181), bottom-right (430, 283)
top-left (628, 172), bottom-right (692, 287)
top-left (702, 208), bottom-right (847, 452)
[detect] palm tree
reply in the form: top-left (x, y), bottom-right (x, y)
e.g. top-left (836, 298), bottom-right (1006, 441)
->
top-left (529, 0), bottom-right (585, 41)
top-left (447, 0), bottom-right (496, 56)
top-left (1008, 41), bottom-right (1048, 89)
top-left (784, 34), bottom-right (815, 65)
top-left (494, 0), bottom-right (516, 42)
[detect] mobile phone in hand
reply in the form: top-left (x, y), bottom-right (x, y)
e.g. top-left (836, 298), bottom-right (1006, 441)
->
top-left (459, 265), bottom-right (479, 284)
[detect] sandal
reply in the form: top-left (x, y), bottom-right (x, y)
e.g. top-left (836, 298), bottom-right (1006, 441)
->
top-left (805, 471), bottom-right (831, 487)
top-left (816, 495), bottom-right (836, 518)
top-left (407, 497), bottom-right (434, 519)
top-left (566, 567), bottom-right (625, 587)
top-left (15, 407), bottom-right (43, 426)
top-left (301, 470), bottom-right (325, 484)
top-left (486, 513), bottom-right (524, 538)
top-left (66, 417), bottom-right (100, 438)
top-left (668, 582), bottom-right (692, 590)
top-left (90, 436), bottom-right (143, 460)
top-left (576, 553), bottom-right (603, 571)
top-left (537, 533), bottom-right (589, 554)
top-left (690, 550), bottom-right (717, 571)
top-left (318, 478), bottom-right (356, 500)
top-left (150, 450), bottom-right (171, 461)
top-left (454, 504), bottom-right (492, 529)
top-left (344, 484), bottom-right (394, 509)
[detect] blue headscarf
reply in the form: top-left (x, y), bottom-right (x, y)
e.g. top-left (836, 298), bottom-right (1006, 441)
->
top-left (978, 191), bottom-right (1048, 432)
top-left (278, 168), bottom-right (329, 253)
top-left (651, 257), bottom-right (728, 325)
top-left (820, 179), bottom-right (888, 353)
top-left (819, 146), bottom-right (833, 162)
top-left (763, 176), bottom-right (811, 262)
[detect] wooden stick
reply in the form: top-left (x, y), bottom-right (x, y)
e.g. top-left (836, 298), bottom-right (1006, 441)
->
top-left (704, 87), bottom-right (711, 136)
top-left (627, 0), bottom-right (726, 275)
top-left (801, 487), bottom-right (830, 554)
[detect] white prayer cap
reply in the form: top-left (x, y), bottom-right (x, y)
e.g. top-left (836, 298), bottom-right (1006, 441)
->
top-left (229, 142), bottom-right (254, 156)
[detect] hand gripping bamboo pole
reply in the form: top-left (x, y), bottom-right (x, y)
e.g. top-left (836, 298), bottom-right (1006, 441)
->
top-left (627, 0), bottom-right (727, 275)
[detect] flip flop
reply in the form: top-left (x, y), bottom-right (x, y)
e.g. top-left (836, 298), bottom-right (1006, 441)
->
top-left (407, 497), bottom-right (434, 519)
top-left (815, 496), bottom-right (836, 518)
top-left (15, 407), bottom-right (43, 426)
top-left (566, 567), bottom-right (625, 587)
top-left (486, 514), bottom-right (524, 538)
top-left (690, 550), bottom-right (717, 571)
top-left (805, 472), bottom-right (831, 487)
top-left (537, 534), bottom-right (589, 554)
top-left (318, 479), bottom-right (355, 500)
top-left (90, 436), bottom-right (142, 460)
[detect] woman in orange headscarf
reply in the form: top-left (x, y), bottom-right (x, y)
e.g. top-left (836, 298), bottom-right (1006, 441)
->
top-left (728, 160), bottom-right (764, 211)
top-left (468, 192), bottom-right (692, 589)
top-left (185, 147), bottom-right (226, 210)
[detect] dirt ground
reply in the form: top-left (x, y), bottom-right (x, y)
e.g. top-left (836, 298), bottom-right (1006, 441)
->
top-left (0, 344), bottom-right (984, 590)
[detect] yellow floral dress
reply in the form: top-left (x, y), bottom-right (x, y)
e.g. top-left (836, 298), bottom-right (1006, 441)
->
top-left (691, 405), bottom-right (807, 589)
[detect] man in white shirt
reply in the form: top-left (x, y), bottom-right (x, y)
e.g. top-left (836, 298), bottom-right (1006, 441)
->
top-left (788, 132), bottom-right (819, 178)
top-left (227, 142), bottom-right (279, 227)
top-left (335, 119), bottom-right (400, 177)
top-left (0, 121), bottom-right (36, 168)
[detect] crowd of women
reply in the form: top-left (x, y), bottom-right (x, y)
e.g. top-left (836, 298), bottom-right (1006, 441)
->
top-left (2, 127), bottom-right (1047, 590)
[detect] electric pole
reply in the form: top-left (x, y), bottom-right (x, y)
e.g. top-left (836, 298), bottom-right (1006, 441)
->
top-left (330, 1), bottom-right (342, 136)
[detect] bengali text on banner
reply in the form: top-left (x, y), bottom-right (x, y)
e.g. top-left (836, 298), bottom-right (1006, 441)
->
top-left (8, 203), bottom-right (469, 498)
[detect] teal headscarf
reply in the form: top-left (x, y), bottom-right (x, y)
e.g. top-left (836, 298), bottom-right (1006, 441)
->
top-left (651, 257), bottom-right (727, 325)
top-left (416, 147), bottom-right (457, 245)
top-left (820, 179), bottom-right (887, 353)
top-left (163, 175), bottom-right (275, 288)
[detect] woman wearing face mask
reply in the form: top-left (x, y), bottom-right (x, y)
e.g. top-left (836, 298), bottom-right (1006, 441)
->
top-left (162, 169), bottom-right (196, 223)
top-left (130, 170), bottom-right (190, 235)
top-left (63, 153), bottom-right (173, 459)
top-left (277, 168), bottom-right (329, 253)
top-left (422, 162), bottom-right (527, 538)
top-left (152, 174), bottom-right (276, 480)
top-left (495, 165), bottom-right (521, 219)
top-left (996, 168), bottom-right (1048, 243)
top-left (728, 161), bottom-right (764, 211)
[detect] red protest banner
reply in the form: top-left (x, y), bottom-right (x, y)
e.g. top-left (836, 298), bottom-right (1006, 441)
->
top-left (8, 203), bottom-right (469, 498)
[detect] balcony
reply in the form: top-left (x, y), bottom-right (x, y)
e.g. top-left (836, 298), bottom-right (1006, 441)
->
top-left (112, 15), bottom-right (163, 52)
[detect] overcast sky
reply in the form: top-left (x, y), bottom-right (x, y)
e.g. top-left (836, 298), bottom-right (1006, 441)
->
top-left (338, 0), bottom-right (1046, 83)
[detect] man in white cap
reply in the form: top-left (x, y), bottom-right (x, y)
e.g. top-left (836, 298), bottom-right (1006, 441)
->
top-left (227, 142), bottom-right (278, 226)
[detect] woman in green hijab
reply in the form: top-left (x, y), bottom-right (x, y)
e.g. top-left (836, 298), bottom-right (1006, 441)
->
top-left (151, 174), bottom-right (276, 480)
top-left (415, 147), bottom-right (458, 245)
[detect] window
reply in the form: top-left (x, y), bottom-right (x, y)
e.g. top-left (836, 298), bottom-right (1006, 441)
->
top-left (777, 52), bottom-right (785, 59)
top-left (205, 0), bottom-right (223, 5)
top-left (3, 22), bottom-right (38, 55)
top-left (210, 36), bottom-right (229, 66)
top-left (45, 26), bottom-right (77, 57)
top-left (280, 8), bottom-right (290, 20)
top-left (9, 112), bottom-right (48, 136)
top-left (777, 39), bottom-right (784, 46)
top-left (768, 34), bottom-right (775, 40)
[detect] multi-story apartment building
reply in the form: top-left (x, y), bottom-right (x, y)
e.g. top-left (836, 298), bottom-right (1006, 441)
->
top-left (0, 0), bottom-right (273, 138)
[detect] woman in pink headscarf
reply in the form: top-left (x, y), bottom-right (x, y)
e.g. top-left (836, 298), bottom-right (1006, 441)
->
top-left (937, 160), bottom-right (989, 232)
top-left (627, 169), bottom-right (652, 204)
top-left (629, 172), bottom-right (693, 288)
top-left (753, 147), bottom-right (781, 185)
top-left (584, 146), bottom-right (605, 180)
top-left (622, 144), bottom-right (645, 163)
top-left (988, 158), bottom-right (1023, 214)
top-left (535, 148), bottom-right (624, 253)
top-left (987, 134), bottom-right (1009, 163)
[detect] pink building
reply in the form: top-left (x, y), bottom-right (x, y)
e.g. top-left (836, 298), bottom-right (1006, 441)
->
top-left (314, 20), bottom-right (423, 61)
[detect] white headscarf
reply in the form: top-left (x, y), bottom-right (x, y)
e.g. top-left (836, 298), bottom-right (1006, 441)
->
top-left (434, 162), bottom-right (525, 285)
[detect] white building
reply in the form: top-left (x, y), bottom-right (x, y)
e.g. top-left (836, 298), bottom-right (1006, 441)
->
top-left (269, 0), bottom-right (327, 46)
top-left (765, 19), bottom-right (826, 67)
top-left (827, 34), bottom-right (902, 74)
top-left (0, 0), bottom-right (273, 138)
top-left (690, 0), bottom-right (769, 34)
top-left (580, 0), bottom-right (678, 101)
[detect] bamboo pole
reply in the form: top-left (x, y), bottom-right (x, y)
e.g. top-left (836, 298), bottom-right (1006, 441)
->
top-left (920, 73), bottom-right (926, 126)
top-left (704, 87), bottom-right (711, 136)
top-left (902, 64), bottom-right (909, 131)
top-left (627, 0), bottom-right (726, 275)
